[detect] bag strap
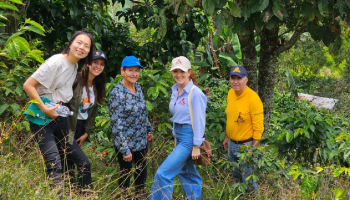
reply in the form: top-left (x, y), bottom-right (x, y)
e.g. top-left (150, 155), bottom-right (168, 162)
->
top-left (188, 86), bottom-right (196, 131)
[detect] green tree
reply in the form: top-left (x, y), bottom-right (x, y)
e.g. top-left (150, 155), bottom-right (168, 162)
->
top-left (129, 0), bottom-right (350, 133)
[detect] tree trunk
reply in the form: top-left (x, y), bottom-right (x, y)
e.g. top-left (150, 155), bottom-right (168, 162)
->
top-left (238, 27), bottom-right (258, 92)
top-left (258, 26), bottom-right (279, 135)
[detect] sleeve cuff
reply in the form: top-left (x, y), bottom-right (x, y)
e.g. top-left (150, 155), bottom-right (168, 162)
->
top-left (193, 137), bottom-right (205, 146)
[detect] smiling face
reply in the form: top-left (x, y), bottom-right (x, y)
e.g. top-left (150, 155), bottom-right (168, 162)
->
top-left (121, 66), bottom-right (140, 84)
top-left (229, 75), bottom-right (248, 96)
top-left (88, 58), bottom-right (105, 78)
top-left (171, 68), bottom-right (191, 87)
top-left (68, 34), bottom-right (91, 62)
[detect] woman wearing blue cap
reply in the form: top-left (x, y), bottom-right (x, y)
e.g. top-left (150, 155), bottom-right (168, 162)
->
top-left (63, 50), bottom-right (107, 192)
top-left (108, 55), bottom-right (153, 199)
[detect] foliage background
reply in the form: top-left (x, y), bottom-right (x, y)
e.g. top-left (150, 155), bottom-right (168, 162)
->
top-left (1, 0), bottom-right (350, 199)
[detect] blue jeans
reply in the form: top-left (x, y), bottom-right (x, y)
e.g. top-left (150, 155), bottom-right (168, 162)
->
top-left (228, 139), bottom-right (257, 191)
top-left (149, 125), bottom-right (202, 200)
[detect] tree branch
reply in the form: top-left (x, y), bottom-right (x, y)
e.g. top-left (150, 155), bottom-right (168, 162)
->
top-left (275, 25), bottom-right (307, 55)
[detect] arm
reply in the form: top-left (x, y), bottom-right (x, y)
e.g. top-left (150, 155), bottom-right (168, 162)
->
top-left (250, 96), bottom-right (264, 147)
top-left (191, 88), bottom-right (207, 159)
top-left (223, 135), bottom-right (229, 150)
top-left (108, 87), bottom-right (131, 157)
top-left (77, 104), bottom-right (98, 146)
top-left (23, 77), bottom-right (58, 118)
top-left (191, 88), bottom-right (207, 146)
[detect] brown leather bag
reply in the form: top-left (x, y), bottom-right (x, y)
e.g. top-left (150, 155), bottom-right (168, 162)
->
top-left (188, 86), bottom-right (213, 166)
top-left (193, 140), bottom-right (212, 166)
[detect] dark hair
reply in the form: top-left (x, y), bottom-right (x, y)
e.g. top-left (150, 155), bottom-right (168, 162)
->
top-left (61, 29), bottom-right (95, 65)
top-left (78, 64), bottom-right (106, 105)
top-left (189, 69), bottom-right (198, 86)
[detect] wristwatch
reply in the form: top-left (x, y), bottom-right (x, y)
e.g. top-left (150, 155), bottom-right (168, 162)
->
top-left (194, 145), bottom-right (200, 149)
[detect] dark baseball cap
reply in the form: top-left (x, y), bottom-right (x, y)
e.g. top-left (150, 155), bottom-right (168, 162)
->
top-left (229, 66), bottom-right (247, 78)
top-left (93, 50), bottom-right (107, 64)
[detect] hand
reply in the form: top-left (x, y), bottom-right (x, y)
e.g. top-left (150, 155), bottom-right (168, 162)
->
top-left (76, 133), bottom-right (88, 147)
top-left (252, 139), bottom-right (260, 147)
top-left (223, 135), bottom-right (229, 151)
top-left (123, 152), bottom-right (132, 162)
top-left (191, 147), bottom-right (200, 160)
top-left (147, 133), bottom-right (153, 142)
top-left (43, 104), bottom-right (59, 118)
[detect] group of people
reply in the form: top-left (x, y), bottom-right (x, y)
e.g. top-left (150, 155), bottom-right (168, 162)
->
top-left (23, 29), bottom-right (264, 199)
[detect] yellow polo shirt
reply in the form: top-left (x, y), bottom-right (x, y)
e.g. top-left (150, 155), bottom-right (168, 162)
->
top-left (225, 86), bottom-right (264, 141)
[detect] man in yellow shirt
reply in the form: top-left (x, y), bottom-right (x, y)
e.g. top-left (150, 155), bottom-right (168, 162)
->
top-left (223, 65), bottom-right (264, 192)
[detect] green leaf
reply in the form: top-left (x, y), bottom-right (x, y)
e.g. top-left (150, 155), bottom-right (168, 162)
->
top-left (24, 109), bottom-right (35, 117)
top-left (6, 41), bottom-right (18, 59)
top-left (177, 5), bottom-right (185, 26)
top-left (10, 103), bottom-right (21, 116)
top-left (259, 0), bottom-right (269, 11)
top-left (27, 49), bottom-right (44, 63)
top-left (9, 0), bottom-right (23, 5)
top-left (286, 131), bottom-right (293, 143)
top-left (202, 0), bottom-right (215, 15)
top-left (22, 121), bottom-right (30, 131)
top-left (318, 0), bottom-right (328, 15)
top-left (333, 188), bottom-right (346, 200)
top-left (205, 45), bottom-right (213, 66)
top-left (0, 2), bottom-right (19, 11)
top-left (215, 0), bottom-right (227, 9)
top-left (272, 3), bottom-right (283, 20)
top-left (214, 12), bottom-right (225, 36)
top-left (228, 2), bottom-right (241, 17)
top-left (145, 100), bottom-right (153, 111)
top-left (310, 124), bottom-right (315, 132)
top-left (197, 73), bottom-right (211, 84)
top-left (0, 103), bottom-right (9, 115)
top-left (301, 176), bottom-right (311, 198)
top-left (25, 18), bottom-right (45, 32)
top-left (12, 36), bottom-right (30, 52)
top-left (158, 85), bottom-right (168, 96)
top-left (186, 0), bottom-right (195, 7)
top-left (301, 2), bottom-right (312, 17)
top-left (5, 31), bottom-right (23, 46)
top-left (218, 52), bottom-right (238, 66)
top-left (232, 33), bottom-right (242, 61)
top-left (22, 25), bottom-right (45, 36)
top-left (0, 22), bottom-right (6, 27)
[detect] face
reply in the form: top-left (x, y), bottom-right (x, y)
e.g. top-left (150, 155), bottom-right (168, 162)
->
top-left (121, 66), bottom-right (140, 84)
top-left (69, 34), bottom-right (91, 60)
top-left (88, 58), bottom-right (105, 78)
top-left (229, 75), bottom-right (248, 94)
top-left (171, 68), bottom-right (191, 86)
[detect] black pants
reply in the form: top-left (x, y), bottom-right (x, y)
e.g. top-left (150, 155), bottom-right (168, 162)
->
top-left (115, 147), bottom-right (148, 192)
top-left (30, 117), bottom-right (92, 190)
top-left (64, 119), bottom-right (92, 189)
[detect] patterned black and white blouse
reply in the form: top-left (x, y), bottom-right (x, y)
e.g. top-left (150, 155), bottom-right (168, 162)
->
top-left (108, 80), bottom-right (153, 156)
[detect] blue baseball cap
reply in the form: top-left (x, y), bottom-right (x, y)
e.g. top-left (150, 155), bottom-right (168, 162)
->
top-left (229, 66), bottom-right (247, 78)
top-left (121, 56), bottom-right (144, 69)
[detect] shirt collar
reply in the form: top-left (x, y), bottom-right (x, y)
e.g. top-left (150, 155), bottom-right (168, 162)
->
top-left (171, 80), bottom-right (195, 94)
top-left (236, 86), bottom-right (249, 98)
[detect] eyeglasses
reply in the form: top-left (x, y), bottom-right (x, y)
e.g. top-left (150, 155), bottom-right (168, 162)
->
top-left (234, 112), bottom-right (245, 123)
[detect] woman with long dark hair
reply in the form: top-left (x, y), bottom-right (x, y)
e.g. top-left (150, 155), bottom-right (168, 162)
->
top-left (64, 50), bottom-right (107, 191)
top-left (23, 29), bottom-right (94, 194)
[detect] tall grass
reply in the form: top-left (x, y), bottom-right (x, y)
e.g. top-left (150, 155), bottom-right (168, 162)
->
top-left (1, 126), bottom-right (350, 200)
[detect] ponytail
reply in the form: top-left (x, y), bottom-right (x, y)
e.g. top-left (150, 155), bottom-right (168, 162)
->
top-left (189, 69), bottom-right (198, 86)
